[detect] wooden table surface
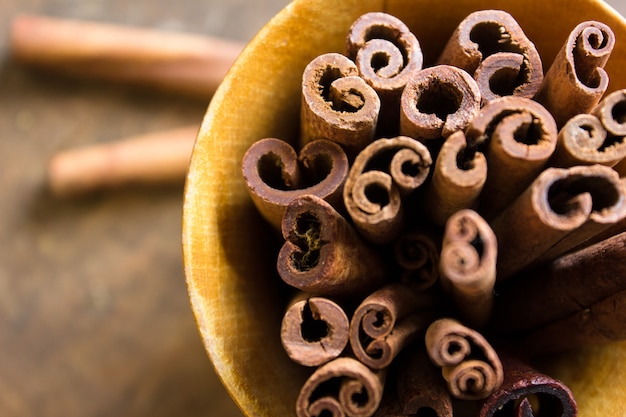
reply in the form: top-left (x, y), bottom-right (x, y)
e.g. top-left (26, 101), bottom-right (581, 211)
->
top-left (0, 1), bottom-right (288, 416)
top-left (1, 1), bottom-right (626, 416)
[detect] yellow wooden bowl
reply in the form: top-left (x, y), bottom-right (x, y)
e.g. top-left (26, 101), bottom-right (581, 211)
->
top-left (183, 0), bottom-right (626, 415)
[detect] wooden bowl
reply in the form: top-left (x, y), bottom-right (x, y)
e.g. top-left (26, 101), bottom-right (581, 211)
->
top-left (183, 0), bottom-right (626, 415)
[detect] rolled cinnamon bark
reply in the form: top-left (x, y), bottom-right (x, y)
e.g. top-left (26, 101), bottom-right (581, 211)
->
top-left (478, 353), bottom-right (577, 417)
top-left (440, 209), bottom-right (497, 329)
top-left (277, 194), bottom-right (386, 297)
top-left (395, 347), bottom-right (454, 417)
top-left (343, 136), bottom-right (432, 244)
top-left (349, 283), bottom-right (434, 370)
top-left (300, 52), bottom-right (381, 156)
top-left (523, 288), bottom-right (626, 354)
top-left (436, 10), bottom-right (543, 101)
top-left (424, 131), bottom-right (487, 226)
top-left (241, 138), bottom-right (349, 229)
top-left (425, 318), bottom-right (503, 400)
top-left (393, 230), bottom-right (440, 291)
top-left (534, 20), bottom-right (615, 128)
top-left (399, 65), bottom-right (481, 142)
top-left (281, 293), bottom-right (350, 367)
top-left (296, 356), bottom-right (386, 417)
top-left (346, 12), bottom-right (423, 136)
top-left (491, 164), bottom-right (626, 279)
top-left (550, 89), bottom-right (626, 168)
top-left (491, 230), bottom-right (626, 336)
top-left (465, 96), bottom-right (558, 219)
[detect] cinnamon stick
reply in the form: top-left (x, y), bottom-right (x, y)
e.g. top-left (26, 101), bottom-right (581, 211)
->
top-left (393, 230), bottom-right (440, 291)
top-left (491, 230), bottom-right (626, 336)
top-left (425, 318), bottom-right (503, 400)
top-left (534, 20), bottom-right (615, 128)
top-left (395, 347), bottom-right (454, 417)
top-left (523, 288), bottom-right (626, 354)
top-left (10, 14), bottom-right (243, 98)
top-left (491, 164), bottom-right (626, 279)
top-left (436, 10), bottom-right (543, 101)
top-left (296, 356), bottom-right (386, 417)
top-left (346, 12), bottom-right (423, 136)
top-left (300, 53), bottom-right (381, 156)
top-left (424, 131), bottom-right (487, 226)
top-left (48, 125), bottom-right (198, 197)
top-left (241, 138), bottom-right (349, 229)
top-left (349, 283), bottom-right (434, 370)
top-left (439, 209), bottom-right (497, 329)
top-left (277, 194), bottom-right (386, 296)
top-left (343, 136), bottom-right (432, 244)
top-left (550, 89), bottom-right (626, 168)
top-left (478, 353), bottom-right (577, 417)
top-left (465, 96), bottom-right (558, 219)
top-left (281, 293), bottom-right (350, 367)
top-left (399, 65), bottom-right (481, 142)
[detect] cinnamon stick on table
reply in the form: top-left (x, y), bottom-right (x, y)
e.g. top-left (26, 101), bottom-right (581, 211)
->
top-left (296, 356), bottom-right (386, 417)
top-left (300, 53), bottom-right (381, 157)
top-left (277, 195), bottom-right (386, 297)
top-left (343, 136), bottom-right (432, 244)
top-left (48, 125), bottom-right (198, 197)
top-left (534, 20), bottom-right (615, 128)
top-left (345, 12), bottom-right (423, 136)
top-left (241, 138), bottom-right (349, 230)
top-left (439, 209), bottom-right (497, 329)
top-left (10, 14), bottom-right (244, 98)
top-left (281, 293), bottom-right (350, 367)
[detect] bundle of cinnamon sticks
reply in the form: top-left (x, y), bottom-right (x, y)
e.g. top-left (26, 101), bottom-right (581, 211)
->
top-left (241, 9), bottom-right (626, 417)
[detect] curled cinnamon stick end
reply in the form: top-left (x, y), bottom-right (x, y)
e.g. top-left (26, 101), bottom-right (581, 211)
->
top-left (278, 194), bottom-right (386, 296)
top-left (394, 231), bottom-right (440, 290)
top-left (436, 10), bottom-right (543, 100)
top-left (424, 131), bottom-right (487, 226)
top-left (281, 294), bottom-right (349, 367)
top-left (440, 209), bottom-right (497, 329)
top-left (478, 354), bottom-right (577, 417)
top-left (535, 20), bottom-right (615, 127)
top-left (549, 114), bottom-right (612, 167)
top-left (349, 283), bottom-right (432, 370)
top-left (492, 164), bottom-right (626, 279)
top-left (425, 318), bottom-right (503, 400)
top-left (296, 356), bottom-right (386, 417)
top-left (346, 12), bottom-right (423, 135)
top-left (399, 65), bottom-right (481, 141)
top-left (343, 136), bottom-right (432, 244)
top-left (465, 96), bottom-right (558, 218)
top-left (242, 138), bottom-right (349, 229)
top-left (300, 52), bottom-right (381, 156)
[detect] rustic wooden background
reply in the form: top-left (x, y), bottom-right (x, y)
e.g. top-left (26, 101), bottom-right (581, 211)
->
top-left (1, 1), bottom-right (625, 416)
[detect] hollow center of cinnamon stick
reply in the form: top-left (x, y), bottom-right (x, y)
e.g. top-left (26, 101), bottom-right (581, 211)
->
top-left (512, 116), bottom-right (543, 146)
top-left (364, 182), bottom-right (391, 208)
top-left (489, 66), bottom-right (523, 97)
top-left (258, 152), bottom-right (292, 190)
top-left (412, 407), bottom-right (439, 417)
top-left (611, 99), bottom-right (626, 125)
top-left (291, 213), bottom-right (323, 271)
top-left (469, 22), bottom-right (523, 58)
top-left (415, 80), bottom-right (462, 121)
top-left (300, 301), bottom-right (330, 342)
top-left (365, 25), bottom-right (408, 64)
top-left (548, 175), bottom-right (619, 214)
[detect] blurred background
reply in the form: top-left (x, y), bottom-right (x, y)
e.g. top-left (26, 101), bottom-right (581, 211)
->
top-left (0, 1), bottom-right (625, 416)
